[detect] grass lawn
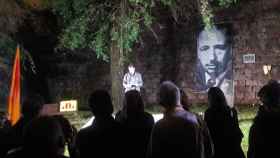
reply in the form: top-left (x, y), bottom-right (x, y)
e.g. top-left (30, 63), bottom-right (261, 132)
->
top-left (72, 105), bottom-right (258, 157)
top-left (237, 105), bottom-right (258, 155)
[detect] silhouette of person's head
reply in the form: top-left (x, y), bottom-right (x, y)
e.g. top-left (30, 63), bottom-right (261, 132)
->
top-left (22, 94), bottom-right (45, 119)
top-left (53, 115), bottom-right (76, 145)
top-left (88, 90), bottom-right (113, 117)
top-left (259, 81), bottom-right (280, 109)
top-left (198, 26), bottom-right (231, 77)
top-left (23, 116), bottom-right (66, 157)
top-left (208, 87), bottom-right (228, 108)
top-left (159, 81), bottom-right (181, 109)
top-left (124, 90), bottom-right (144, 116)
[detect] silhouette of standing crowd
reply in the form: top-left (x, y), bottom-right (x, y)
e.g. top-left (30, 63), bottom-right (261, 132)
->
top-left (0, 80), bottom-right (279, 158)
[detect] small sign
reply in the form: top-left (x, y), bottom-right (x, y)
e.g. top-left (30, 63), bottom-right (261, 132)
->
top-left (60, 100), bottom-right (78, 112)
top-left (243, 54), bottom-right (255, 64)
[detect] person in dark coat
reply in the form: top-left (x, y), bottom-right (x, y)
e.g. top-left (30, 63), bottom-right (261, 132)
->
top-left (0, 113), bottom-right (12, 158)
top-left (204, 87), bottom-right (245, 158)
top-left (75, 90), bottom-right (123, 158)
top-left (247, 81), bottom-right (280, 158)
top-left (115, 90), bottom-right (154, 158)
top-left (53, 115), bottom-right (78, 158)
top-left (11, 94), bottom-right (45, 144)
top-left (180, 89), bottom-right (214, 158)
top-left (147, 81), bottom-right (202, 158)
top-left (1, 94), bottom-right (44, 157)
top-left (5, 116), bottom-right (68, 158)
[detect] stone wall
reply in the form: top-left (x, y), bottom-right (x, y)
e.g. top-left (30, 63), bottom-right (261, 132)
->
top-left (232, 0), bottom-right (280, 104)
top-left (47, 53), bottom-right (110, 108)
top-left (135, 0), bottom-right (280, 106)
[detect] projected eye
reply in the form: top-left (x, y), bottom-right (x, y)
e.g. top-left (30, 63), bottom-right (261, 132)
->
top-left (199, 46), bottom-right (209, 51)
top-left (215, 45), bottom-right (226, 50)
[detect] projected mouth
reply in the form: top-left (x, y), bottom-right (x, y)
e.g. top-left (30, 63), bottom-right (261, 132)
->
top-left (206, 65), bottom-right (216, 69)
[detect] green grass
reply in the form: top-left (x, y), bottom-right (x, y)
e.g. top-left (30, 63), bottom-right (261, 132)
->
top-left (237, 105), bottom-right (258, 155)
top-left (239, 120), bottom-right (252, 155)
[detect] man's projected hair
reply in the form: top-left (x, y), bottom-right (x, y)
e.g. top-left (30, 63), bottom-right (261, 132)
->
top-left (197, 24), bottom-right (233, 46)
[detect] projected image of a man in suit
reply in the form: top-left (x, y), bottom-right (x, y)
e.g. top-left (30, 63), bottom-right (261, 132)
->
top-left (195, 26), bottom-right (233, 106)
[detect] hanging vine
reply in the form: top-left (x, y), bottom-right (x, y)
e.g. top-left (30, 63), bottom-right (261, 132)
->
top-left (199, 0), bottom-right (239, 29)
top-left (199, 0), bottom-right (214, 29)
top-left (217, 0), bottom-right (238, 8)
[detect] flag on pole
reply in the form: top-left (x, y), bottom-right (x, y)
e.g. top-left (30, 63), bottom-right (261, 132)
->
top-left (8, 45), bottom-right (21, 125)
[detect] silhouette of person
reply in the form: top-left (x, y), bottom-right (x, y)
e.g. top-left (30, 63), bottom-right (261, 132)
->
top-left (5, 116), bottom-right (68, 158)
top-left (180, 89), bottom-right (214, 158)
top-left (53, 115), bottom-right (78, 158)
top-left (147, 81), bottom-right (202, 158)
top-left (204, 87), bottom-right (245, 158)
top-left (1, 94), bottom-right (44, 157)
top-left (115, 90), bottom-right (154, 158)
top-left (247, 82), bottom-right (280, 158)
top-left (76, 90), bottom-right (123, 158)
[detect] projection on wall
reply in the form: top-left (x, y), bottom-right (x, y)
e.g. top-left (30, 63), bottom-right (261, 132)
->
top-left (193, 25), bottom-right (234, 107)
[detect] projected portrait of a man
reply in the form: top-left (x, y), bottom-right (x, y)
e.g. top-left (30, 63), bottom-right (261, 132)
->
top-left (194, 26), bottom-right (234, 106)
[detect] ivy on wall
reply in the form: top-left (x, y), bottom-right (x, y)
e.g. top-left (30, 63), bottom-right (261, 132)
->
top-left (200, 0), bottom-right (239, 29)
top-left (217, 0), bottom-right (238, 8)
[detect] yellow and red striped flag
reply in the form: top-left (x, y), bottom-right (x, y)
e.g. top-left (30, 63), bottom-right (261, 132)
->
top-left (8, 45), bottom-right (21, 125)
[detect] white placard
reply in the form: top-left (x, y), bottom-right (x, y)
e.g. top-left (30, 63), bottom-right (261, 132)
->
top-left (243, 54), bottom-right (255, 63)
top-left (60, 100), bottom-right (77, 112)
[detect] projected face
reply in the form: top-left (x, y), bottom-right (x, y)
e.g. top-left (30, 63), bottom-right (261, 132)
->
top-left (128, 66), bottom-right (135, 74)
top-left (198, 28), bottom-right (229, 76)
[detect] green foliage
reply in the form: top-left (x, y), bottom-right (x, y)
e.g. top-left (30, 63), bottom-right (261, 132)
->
top-left (52, 0), bottom-right (172, 62)
top-left (200, 0), bottom-right (239, 28)
top-left (60, 16), bottom-right (89, 50)
top-left (91, 24), bottom-right (110, 61)
top-left (200, 0), bottom-right (214, 29)
top-left (159, 0), bottom-right (175, 6)
top-left (52, 0), bottom-right (91, 51)
top-left (217, 0), bottom-right (238, 8)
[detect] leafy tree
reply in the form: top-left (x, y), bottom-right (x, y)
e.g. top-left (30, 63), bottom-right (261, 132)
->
top-left (52, 0), bottom-right (175, 62)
